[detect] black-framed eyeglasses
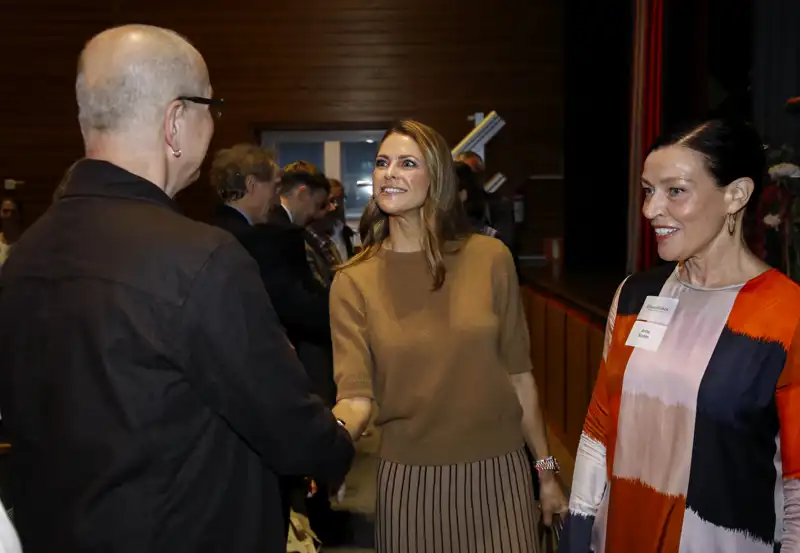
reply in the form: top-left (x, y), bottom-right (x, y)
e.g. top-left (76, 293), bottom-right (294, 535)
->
top-left (177, 96), bottom-right (224, 119)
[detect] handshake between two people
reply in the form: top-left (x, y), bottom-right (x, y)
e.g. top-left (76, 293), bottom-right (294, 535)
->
top-left (311, 398), bottom-right (372, 501)
top-left (283, 398), bottom-right (372, 502)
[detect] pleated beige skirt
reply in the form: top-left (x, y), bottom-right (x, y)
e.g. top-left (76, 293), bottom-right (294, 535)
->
top-left (375, 447), bottom-right (539, 553)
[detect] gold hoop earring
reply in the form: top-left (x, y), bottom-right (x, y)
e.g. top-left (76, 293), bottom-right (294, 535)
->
top-left (727, 213), bottom-right (736, 235)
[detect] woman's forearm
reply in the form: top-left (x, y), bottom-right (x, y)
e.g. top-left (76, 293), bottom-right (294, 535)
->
top-left (332, 397), bottom-right (372, 440)
top-left (510, 371), bottom-right (551, 471)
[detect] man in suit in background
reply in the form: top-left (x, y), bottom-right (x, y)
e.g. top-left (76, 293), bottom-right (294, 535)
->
top-left (233, 168), bottom-right (334, 402)
top-left (210, 143), bottom-right (281, 233)
top-left (241, 168), bottom-right (348, 544)
top-left (318, 178), bottom-right (356, 260)
top-left (306, 178), bottom-right (357, 286)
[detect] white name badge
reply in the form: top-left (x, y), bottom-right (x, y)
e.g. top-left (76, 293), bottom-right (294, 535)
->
top-left (625, 320), bottom-right (669, 352)
top-left (637, 295), bottom-right (679, 326)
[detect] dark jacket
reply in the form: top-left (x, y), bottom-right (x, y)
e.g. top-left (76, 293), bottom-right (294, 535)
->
top-left (229, 205), bottom-right (336, 405)
top-left (336, 222), bottom-right (356, 260)
top-left (235, 205), bottom-right (331, 345)
top-left (213, 203), bottom-right (252, 234)
top-left (0, 160), bottom-right (354, 553)
top-left (487, 193), bottom-right (516, 251)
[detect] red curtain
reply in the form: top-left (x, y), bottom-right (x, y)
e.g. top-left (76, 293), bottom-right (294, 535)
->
top-left (626, 0), bottom-right (665, 273)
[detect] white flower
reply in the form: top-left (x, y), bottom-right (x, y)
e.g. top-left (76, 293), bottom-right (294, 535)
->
top-left (769, 163), bottom-right (800, 179)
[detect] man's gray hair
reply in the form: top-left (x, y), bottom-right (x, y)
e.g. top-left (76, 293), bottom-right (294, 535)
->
top-left (76, 25), bottom-right (206, 134)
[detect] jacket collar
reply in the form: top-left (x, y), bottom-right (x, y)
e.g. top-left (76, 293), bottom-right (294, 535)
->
top-left (217, 203), bottom-right (252, 225)
top-left (267, 203), bottom-right (294, 227)
top-left (59, 159), bottom-right (181, 213)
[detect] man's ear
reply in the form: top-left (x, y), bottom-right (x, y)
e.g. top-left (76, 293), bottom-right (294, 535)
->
top-left (164, 99), bottom-right (185, 154)
top-left (295, 185), bottom-right (309, 200)
top-left (244, 174), bottom-right (256, 194)
top-left (725, 177), bottom-right (755, 215)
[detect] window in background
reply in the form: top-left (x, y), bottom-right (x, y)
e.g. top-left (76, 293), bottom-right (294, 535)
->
top-left (272, 142), bottom-right (324, 170)
top-left (341, 140), bottom-right (379, 220)
top-left (260, 130), bottom-right (384, 223)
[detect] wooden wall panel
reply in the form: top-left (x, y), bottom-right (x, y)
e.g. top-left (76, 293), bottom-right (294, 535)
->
top-left (528, 291), bottom-right (548, 396)
top-left (565, 316), bottom-right (589, 452)
top-left (524, 287), bottom-right (606, 460)
top-left (544, 300), bottom-right (566, 435)
top-left (1, 0), bottom-right (563, 228)
top-left (519, 176), bottom-right (565, 255)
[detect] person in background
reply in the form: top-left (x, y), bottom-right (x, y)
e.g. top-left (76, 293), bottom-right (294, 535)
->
top-left (0, 199), bottom-right (20, 228)
top-left (306, 178), bottom-right (356, 286)
top-left (0, 198), bottom-right (21, 267)
top-left (322, 178), bottom-right (356, 261)
top-left (455, 160), bottom-right (502, 242)
top-left (236, 168), bottom-right (334, 399)
top-left (455, 149), bottom-right (486, 174)
top-left (563, 119), bottom-right (800, 552)
top-left (0, 24), bottom-right (353, 553)
top-left (305, 220), bottom-right (338, 287)
top-left (456, 160), bottom-right (524, 283)
top-left (271, 166), bottom-right (331, 230)
top-left (210, 153), bottom-right (347, 544)
top-left (210, 144), bottom-right (281, 233)
top-left (456, 149), bottom-right (517, 250)
top-left (239, 167), bottom-right (348, 544)
top-left (331, 120), bottom-right (567, 553)
top-left (278, 161), bottom-right (352, 284)
top-left (284, 159), bottom-right (319, 176)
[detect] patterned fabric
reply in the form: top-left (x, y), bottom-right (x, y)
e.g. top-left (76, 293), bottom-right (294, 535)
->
top-left (563, 264), bottom-right (800, 553)
top-left (375, 448), bottom-right (539, 553)
top-left (304, 228), bottom-right (342, 288)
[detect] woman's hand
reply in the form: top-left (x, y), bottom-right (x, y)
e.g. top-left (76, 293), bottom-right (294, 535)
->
top-left (332, 398), bottom-right (372, 441)
top-left (538, 473), bottom-right (569, 526)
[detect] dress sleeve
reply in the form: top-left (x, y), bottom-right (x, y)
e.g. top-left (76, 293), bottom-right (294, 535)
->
top-left (562, 278), bottom-right (626, 553)
top-left (330, 271), bottom-right (375, 401)
top-left (493, 244), bottom-right (533, 375)
top-left (777, 320), bottom-right (800, 550)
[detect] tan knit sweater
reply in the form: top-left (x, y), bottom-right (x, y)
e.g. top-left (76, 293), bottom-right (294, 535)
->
top-left (331, 234), bottom-right (530, 466)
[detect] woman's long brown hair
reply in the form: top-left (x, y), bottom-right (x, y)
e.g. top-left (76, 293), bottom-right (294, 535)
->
top-left (341, 120), bottom-right (471, 289)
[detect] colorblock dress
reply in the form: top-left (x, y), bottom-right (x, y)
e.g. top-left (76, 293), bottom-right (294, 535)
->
top-left (562, 264), bottom-right (800, 553)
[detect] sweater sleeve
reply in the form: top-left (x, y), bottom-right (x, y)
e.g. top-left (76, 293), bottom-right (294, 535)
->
top-left (331, 271), bottom-right (375, 401)
top-left (493, 243), bottom-right (533, 375)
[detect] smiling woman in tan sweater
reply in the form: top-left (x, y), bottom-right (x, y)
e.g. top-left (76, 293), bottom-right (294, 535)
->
top-left (330, 120), bottom-right (567, 553)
